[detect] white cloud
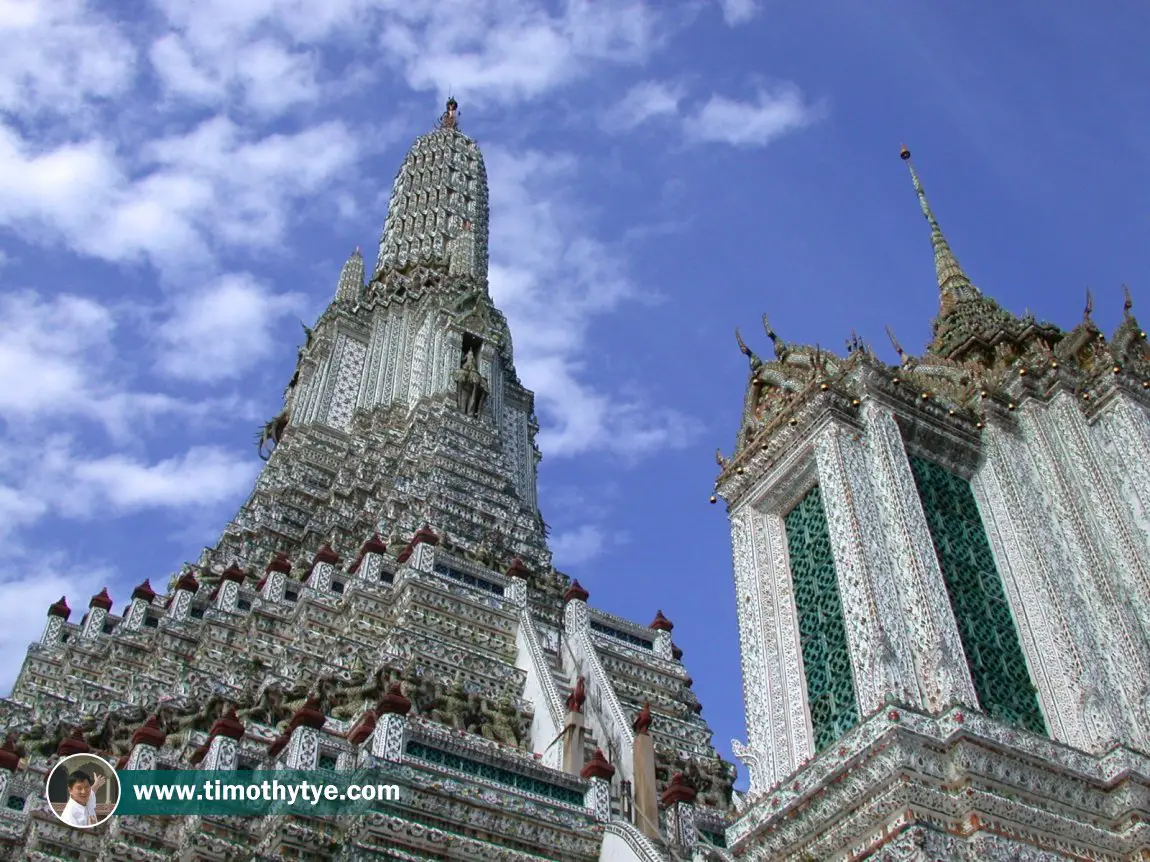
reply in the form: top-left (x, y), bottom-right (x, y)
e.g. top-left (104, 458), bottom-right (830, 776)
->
top-left (684, 83), bottom-right (821, 147)
top-left (0, 290), bottom-right (252, 441)
top-left (0, 0), bottom-right (137, 119)
top-left (602, 79), bottom-right (685, 132)
top-left (0, 116), bottom-right (360, 275)
top-left (157, 274), bottom-right (305, 382)
top-left (0, 435), bottom-right (258, 536)
top-left (717, 0), bottom-right (760, 26)
top-left (378, 0), bottom-right (662, 105)
top-left (486, 147), bottom-right (699, 459)
top-left (551, 524), bottom-right (617, 567)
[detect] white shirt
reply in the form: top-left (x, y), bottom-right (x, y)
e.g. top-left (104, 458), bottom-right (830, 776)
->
top-left (60, 793), bottom-right (96, 827)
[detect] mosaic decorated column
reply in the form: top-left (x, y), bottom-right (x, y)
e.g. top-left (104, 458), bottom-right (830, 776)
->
top-left (580, 748), bottom-right (614, 822)
top-left (1019, 396), bottom-right (1150, 748)
top-left (125, 716), bottom-right (166, 771)
top-left (0, 734), bottom-right (20, 807)
top-left (971, 418), bottom-right (1106, 750)
top-left (369, 685), bottom-right (411, 762)
top-left (81, 588), bottom-right (113, 640)
top-left (259, 553), bottom-right (291, 602)
top-left (215, 565), bottom-right (245, 612)
top-left (305, 544), bottom-right (341, 594)
top-left (729, 504), bottom-right (812, 793)
top-left (168, 571), bottom-right (199, 621)
top-left (631, 705), bottom-right (659, 840)
top-left (120, 580), bottom-right (156, 632)
top-left (202, 709), bottom-right (244, 770)
top-left (857, 401), bottom-right (979, 712)
top-left (661, 773), bottom-right (698, 852)
top-left (283, 699), bottom-right (325, 770)
top-left (1093, 392), bottom-right (1150, 559)
top-left (349, 534), bottom-right (389, 583)
top-left (650, 612), bottom-right (674, 660)
top-left (562, 678), bottom-right (587, 776)
top-left (40, 597), bottom-right (71, 646)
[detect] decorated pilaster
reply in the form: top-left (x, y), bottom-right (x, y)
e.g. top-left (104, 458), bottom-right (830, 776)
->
top-left (580, 747), bottom-right (615, 822)
top-left (283, 697), bottom-right (325, 770)
top-left (168, 570), bottom-right (199, 621)
top-left (728, 504), bottom-right (811, 794)
top-left (121, 580), bottom-right (156, 632)
top-left (259, 552), bottom-right (292, 603)
top-left (215, 564), bottom-right (245, 612)
top-left (125, 715), bottom-right (166, 771)
top-left (0, 733), bottom-right (20, 808)
top-left (81, 588), bottom-right (113, 640)
top-left (41, 596), bottom-right (70, 646)
top-left (649, 610), bottom-right (674, 660)
top-left (661, 772), bottom-right (699, 853)
top-left (202, 708), bottom-right (244, 770)
top-left (971, 417), bottom-right (1113, 751)
top-left (562, 677), bottom-right (587, 776)
top-left (631, 704), bottom-right (659, 840)
top-left (369, 684), bottom-right (410, 762)
top-left (349, 534), bottom-right (387, 583)
top-left (305, 544), bottom-right (340, 593)
top-left (856, 398), bottom-right (979, 712)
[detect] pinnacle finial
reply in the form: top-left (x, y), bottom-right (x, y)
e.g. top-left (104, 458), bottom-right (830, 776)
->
top-left (439, 97), bottom-right (459, 130)
top-left (735, 328), bottom-right (760, 368)
top-left (1122, 284), bottom-right (1133, 319)
top-left (1084, 288), bottom-right (1094, 321)
top-left (885, 325), bottom-right (907, 363)
top-left (900, 146), bottom-right (979, 304)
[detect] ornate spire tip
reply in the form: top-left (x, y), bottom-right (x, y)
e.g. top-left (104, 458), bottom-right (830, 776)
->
top-left (900, 144), bottom-right (911, 161)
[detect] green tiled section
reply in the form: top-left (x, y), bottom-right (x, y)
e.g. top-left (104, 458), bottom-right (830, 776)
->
top-left (784, 486), bottom-right (859, 751)
top-left (908, 456), bottom-right (1046, 734)
top-left (406, 742), bottom-right (585, 806)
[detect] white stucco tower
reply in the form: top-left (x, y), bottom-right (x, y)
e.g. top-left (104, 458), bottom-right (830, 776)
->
top-left (719, 147), bottom-right (1150, 860)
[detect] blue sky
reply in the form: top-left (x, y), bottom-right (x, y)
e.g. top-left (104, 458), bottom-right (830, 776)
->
top-left (1, 0), bottom-right (1148, 789)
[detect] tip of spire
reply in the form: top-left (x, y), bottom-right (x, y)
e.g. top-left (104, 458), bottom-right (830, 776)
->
top-left (899, 144), bottom-right (911, 160)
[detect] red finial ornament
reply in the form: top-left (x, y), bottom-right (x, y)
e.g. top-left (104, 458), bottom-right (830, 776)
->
top-left (563, 580), bottom-right (590, 603)
top-left (671, 642), bottom-right (683, 661)
top-left (131, 715), bottom-right (166, 749)
top-left (220, 564), bottom-right (246, 584)
top-left (378, 683), bottom-right (412, 716)
top-left (176, 570), bottom-right (200, 593)
top-left (650, 610), bottom-right (673, 632)
top-left (396, 524), bottom-right (439, 563)
top-left (89, 588), bottom-right (113, 612)
top-left (131, 580), bottom-right (157, 603)
top-left (505, 558), bottom-right (531, 580)
top-left (566, 677), bottom-right (586, 713)
top-left (312, 543), bottom-right (341, 567)
top-left (0, 733), bottom-right (20, 772)
top-left (580, 747), bottom-right (616, 781)
top-left (347, 709), bottom-right (378, 745)
top-left (57, 727), bottom-right (90, 758)
top-left (660, 772), bottom-right (697, 806)
top-left (633, 703), bottom-right (652, 735)
top-left (350, 533), bottom-right (388, 573)
top-left (288, 696), bottom-right (326, 732)
top-left (48, 596), bottom-right (71, 619)
top-left (266, 552), bottom-right (293, 575)
top-left (267, 733), bottom-right (290, 759)
top-left (209, 707), bottom-right (245, 740)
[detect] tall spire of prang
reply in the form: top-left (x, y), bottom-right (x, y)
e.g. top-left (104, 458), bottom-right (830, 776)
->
top-left (900, 146), bottom-right (980, 305)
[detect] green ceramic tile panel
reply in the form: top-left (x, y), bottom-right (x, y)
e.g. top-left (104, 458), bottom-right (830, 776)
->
top-left (908, 456), bottom-right (1046, 734)
top-left (784, 486), bottom-right (859, 751)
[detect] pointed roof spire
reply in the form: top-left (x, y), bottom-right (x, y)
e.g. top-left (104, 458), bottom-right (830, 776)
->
top-left (336, 247), bottom-right (365, 302)
top-left (438, 97), bottom-right (460, 131)
top-left (900, 146), bottom-right (979, 304)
